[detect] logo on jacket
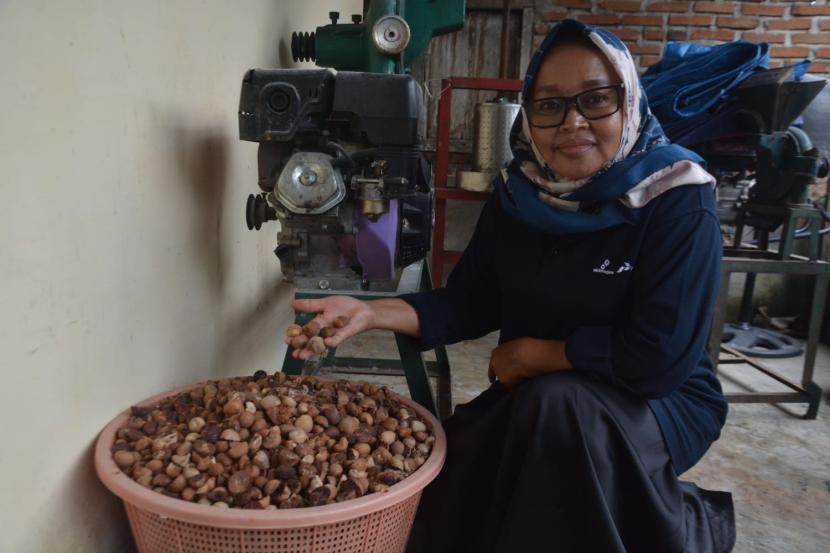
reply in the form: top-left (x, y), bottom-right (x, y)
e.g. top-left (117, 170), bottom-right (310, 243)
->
top-left (593, 259), bottom-right (633, 275)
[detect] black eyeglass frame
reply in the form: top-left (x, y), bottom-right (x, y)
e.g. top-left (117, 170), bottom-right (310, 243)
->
top-left (523, 84), bottom-right (625, 129)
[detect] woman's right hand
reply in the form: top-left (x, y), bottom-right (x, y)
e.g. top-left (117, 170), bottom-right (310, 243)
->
top-left (290, 296), bottom-right (375, 360)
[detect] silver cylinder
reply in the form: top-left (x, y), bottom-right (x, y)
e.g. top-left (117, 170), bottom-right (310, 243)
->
top-left (472, 98), bottom-right (521, 173)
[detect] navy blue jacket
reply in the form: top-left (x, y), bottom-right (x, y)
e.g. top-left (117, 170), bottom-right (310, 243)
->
top-left (401, 184), bottom-right (728, 474)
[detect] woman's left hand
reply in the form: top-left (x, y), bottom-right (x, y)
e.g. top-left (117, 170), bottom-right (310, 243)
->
top-left (488, 337), bottom-right (571, 387)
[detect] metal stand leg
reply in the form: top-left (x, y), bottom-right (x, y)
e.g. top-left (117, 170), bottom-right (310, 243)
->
top-left (395, 333), bottom-right (438, 416)
top-left (434, 344), bottom-right (452, 420)
top-left (709, 270), bottom-right (732, 369)
top-left (712, 254), bottom-right (827, 417)
top-left (282, 351), bottom-right (304, 376)
top-left (418, 261), bottom-right (452, 418)
top-left (803, 269), bottom-right (829, 419)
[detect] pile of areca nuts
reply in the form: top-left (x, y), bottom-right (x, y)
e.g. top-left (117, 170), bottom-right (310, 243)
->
top-left (110, 371), bottom-right (435, 510)
top-left (284, 316), bottom-right (348, 357)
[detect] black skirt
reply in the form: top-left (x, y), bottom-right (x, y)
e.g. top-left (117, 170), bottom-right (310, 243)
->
top-left (407, 372), bottom-right (735, 553)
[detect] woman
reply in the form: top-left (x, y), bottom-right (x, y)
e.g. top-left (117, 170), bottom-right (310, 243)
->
top-left (291, 19), bottom-right (735, 553)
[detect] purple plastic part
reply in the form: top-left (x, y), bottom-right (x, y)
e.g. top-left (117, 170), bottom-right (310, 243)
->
top-left (355, 199), bottom-right (398, 281)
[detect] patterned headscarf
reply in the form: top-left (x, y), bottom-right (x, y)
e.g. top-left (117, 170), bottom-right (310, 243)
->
top-left (497, 19), bottom-right (714, 234)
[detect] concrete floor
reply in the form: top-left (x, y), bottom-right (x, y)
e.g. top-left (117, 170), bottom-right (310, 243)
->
top-left (327, 330), bottom-right (830, 553)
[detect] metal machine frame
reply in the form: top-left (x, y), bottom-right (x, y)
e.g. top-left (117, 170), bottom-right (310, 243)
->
top-left (708, 205), bottom-right (828, 419)
top-left (431, 76), bottom-right (524, 287)
top-left (281, 261), bottom-right (453, 420)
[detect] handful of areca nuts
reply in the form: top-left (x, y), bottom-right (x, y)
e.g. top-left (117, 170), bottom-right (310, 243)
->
top-left (111, 372), bottom-right (435, 509)
top-left (286, 315), bottom-right (349, 357)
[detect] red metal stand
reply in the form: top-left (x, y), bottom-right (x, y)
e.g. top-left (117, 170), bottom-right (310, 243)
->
top-left (432, 77), bottom-right (524, 287)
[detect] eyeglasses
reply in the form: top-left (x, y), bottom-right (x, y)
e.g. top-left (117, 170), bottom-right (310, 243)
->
top-left (524, 84), bottom-right (624, 128)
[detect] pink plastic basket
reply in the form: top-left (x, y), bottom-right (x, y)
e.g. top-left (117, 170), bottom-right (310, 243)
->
top-left (94, 381), bottom-right (446, 553)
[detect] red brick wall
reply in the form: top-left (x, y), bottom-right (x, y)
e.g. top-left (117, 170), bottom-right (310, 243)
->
top-left (533, 0), bottom-right (830, 75)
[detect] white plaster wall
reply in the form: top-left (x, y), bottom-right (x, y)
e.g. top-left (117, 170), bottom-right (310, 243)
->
top-left (0, 1), bottom-right (361, 551)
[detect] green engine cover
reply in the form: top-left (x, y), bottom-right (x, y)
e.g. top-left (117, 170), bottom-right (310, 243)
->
top-left (312, 0), bottom-right (464, 74)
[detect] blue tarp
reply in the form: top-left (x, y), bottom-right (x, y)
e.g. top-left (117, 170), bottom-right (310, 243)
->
top-left (641, 41), bottom-right (771, 124)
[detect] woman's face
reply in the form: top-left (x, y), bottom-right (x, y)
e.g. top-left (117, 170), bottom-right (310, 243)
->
top-left (529, 42), bottom-right (624, 180)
